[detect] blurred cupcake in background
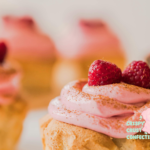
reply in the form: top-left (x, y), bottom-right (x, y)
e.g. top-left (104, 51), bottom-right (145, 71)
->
top-left (0, 16), bottom-right (57, 109)
top-left (52, 19), bottom-right (126, 92)
top-left (145, 54), bottom-right (150, 66)
top-left (0, 42), bottom-right (27, 150)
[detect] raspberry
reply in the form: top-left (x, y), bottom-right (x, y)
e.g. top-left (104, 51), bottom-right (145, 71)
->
top-left (0, 42), bottom-right (7, 63)
top-left (88, 60), bottom-right (122, 86)
top-left (122, 61), bottom-right (150, 88)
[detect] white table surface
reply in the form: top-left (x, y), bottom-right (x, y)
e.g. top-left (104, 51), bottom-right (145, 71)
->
top-left (17, 109), bottom-right (48, 150)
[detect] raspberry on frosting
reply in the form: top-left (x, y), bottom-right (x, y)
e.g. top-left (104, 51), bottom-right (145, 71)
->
top-left (88, 60), bottom-right (122, 86)
top-left (0, 42), bottom-right (7, 63)
top-left (122, 61), bottom-right (150, 89)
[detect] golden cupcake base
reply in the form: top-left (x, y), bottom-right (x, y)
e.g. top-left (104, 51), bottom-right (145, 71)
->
top-left (21, 90), bottom-right (58, 110)
top-left (0, 96), bottom-right (27, 150)
top-left (7, 58), bottom-right (57, 110)
top-left (17, 59), bottom-right (55, 94)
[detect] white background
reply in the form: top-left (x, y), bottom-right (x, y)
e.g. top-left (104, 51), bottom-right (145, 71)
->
top-left (16, 110), bottom-right (47, 150)
top-left (0, 1), bottom-right (150, 150)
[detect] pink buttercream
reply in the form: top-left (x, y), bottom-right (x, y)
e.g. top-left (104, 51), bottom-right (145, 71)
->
top-left (0, 16), bottom-right (55, 60)
top-left (56, 19), bottom-right (125, 59)
top-left (0, 63), bottom-right (21, 105)
top-left (48, 79), bottom-right (150, 138)
top-left (82, 83), bottom-right (150, 104)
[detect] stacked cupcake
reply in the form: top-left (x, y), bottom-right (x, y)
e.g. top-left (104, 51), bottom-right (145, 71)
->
top-left (0, 16), bottom-right (57, 109)
top-left (0, 42), bottom-right (27, 150)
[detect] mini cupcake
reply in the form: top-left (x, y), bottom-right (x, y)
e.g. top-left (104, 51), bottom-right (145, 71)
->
top-left (0, 16), bottom-right (56, 109)
top-left (51, 19), bottom-right (126, 93)
top-left (40, 60), bottom-right (150, 150)
top-left (0, 42), bottom-right (27, 150)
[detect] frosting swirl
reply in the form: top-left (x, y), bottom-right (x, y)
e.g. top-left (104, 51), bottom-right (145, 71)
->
top-left (48, 79), bottom-right (150, 138)
top-left (0, 16), bottom-right (56, 61)
top-left (0, 63), bottom-right (21, 105)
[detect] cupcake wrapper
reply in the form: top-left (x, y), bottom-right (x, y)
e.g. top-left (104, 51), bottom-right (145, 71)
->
top-left (0, 96), bottom-right (27, 150)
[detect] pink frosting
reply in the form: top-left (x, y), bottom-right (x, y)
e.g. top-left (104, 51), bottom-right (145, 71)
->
top-left (0, 16), bottom-right (55, 60)
top-left (56, 19), bottom-right (125, 59)
top-left (142, 108), bottom-right (150, 134)
top-left (0, 63), bottom-right (21, 105)
top-left (48, 80), bottom-right (150, 138)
